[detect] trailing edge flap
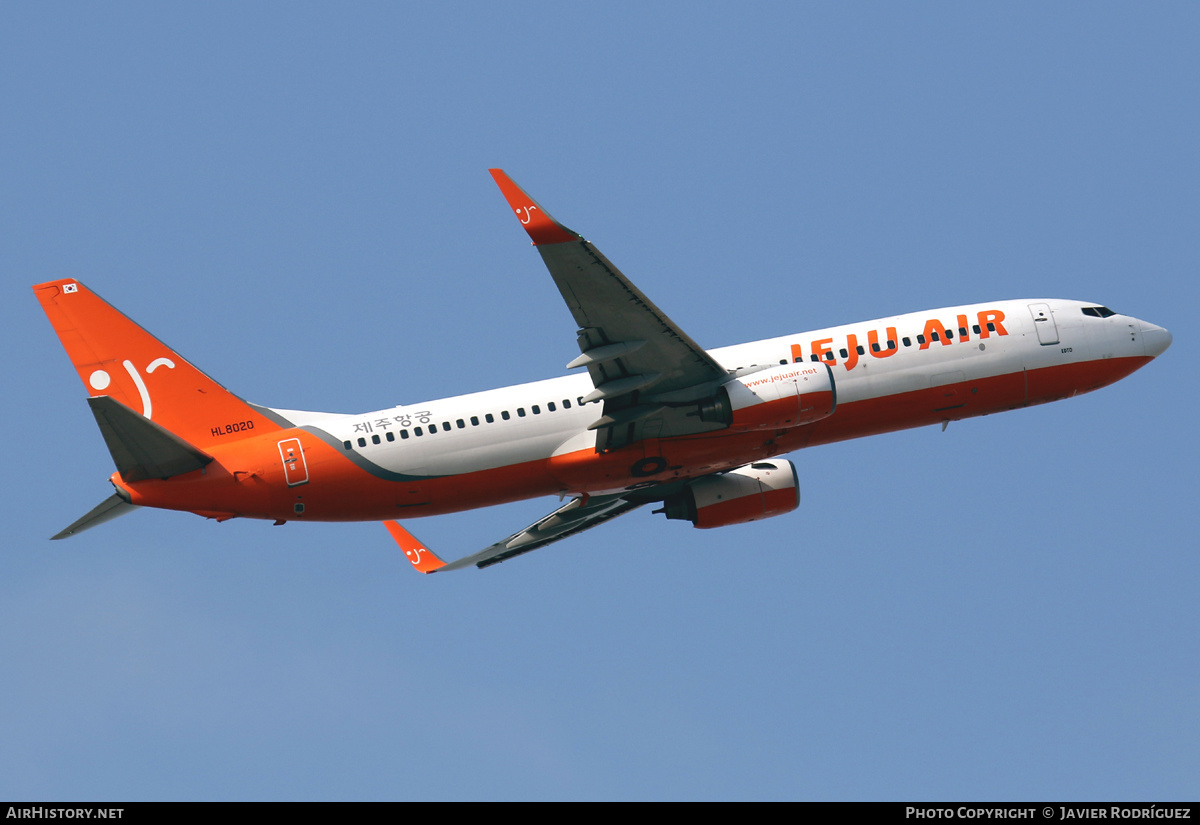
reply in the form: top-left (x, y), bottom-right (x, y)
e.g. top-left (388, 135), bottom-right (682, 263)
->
top-left (490, 170), bottom-right (726, 396)
top-left (88, 395), bottom-right (213, 481)
top-left (438, 494), bottom-right (644, 571)
top-left (489, 170), bottom-right (730, 453)
top-left (52, 493), bottom-right (140, 540)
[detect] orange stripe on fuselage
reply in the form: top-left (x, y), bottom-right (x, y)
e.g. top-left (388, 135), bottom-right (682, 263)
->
top-left (115, 356), bottom-right (1153, 523)
top-left (793, 353), bottom-right (1152, 449)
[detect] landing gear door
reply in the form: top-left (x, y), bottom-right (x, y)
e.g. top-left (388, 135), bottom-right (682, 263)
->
top-left (278, 438), bottom-right (310, 486)
top-left (1029, 303), bottom-right (1060, 346)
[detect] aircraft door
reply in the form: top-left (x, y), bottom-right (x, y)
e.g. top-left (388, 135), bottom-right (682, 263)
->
top-left (278, 438), bottom-right (310, 486)
top-left (1028, 303), bottom-right (1060, 345)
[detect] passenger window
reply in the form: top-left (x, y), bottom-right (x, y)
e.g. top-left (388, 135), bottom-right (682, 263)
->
top-left (457, 419), bottom-right (466, 429)
top-left (563, 399), bottom-right (571, 409)
top-left (386, 431), bottom-right (395, 442)
top-left (486, 413), bottom-right (495, 423)
top-left (856, 345), bottom-right (865, 355)
top-left (343, 440), bottom-right (352, 450)
top-left (502, 411), bottom-right (510, 420)
top-left (532, 405), bottom-right (540, 415)
top-left (414, 427), bottom-right (423, 436)
top-left (917, 335), bottom-right (926, 344)
top-left (428, 423), bottom-right (437, 433)
top-left (442, 421), bottom-right (450, 431)
top-left (548, 402), bottom-right (556, 412)
top-left (839, 348), bottom-right (848, 358)
top-left (973, 325), bottom-right (981, 334)
top-left (871, 342), bottom-right (880, 353)
top-left (903, 337), bottom-right (911, 347)
top-left (357, 437), bottom-right (366, 447)
top-left (400, 430), bottom-right (409, 439)
top-left (372, 434), bottom-right (380, 444)
top-left (470, 416), bottom-right (479, 425)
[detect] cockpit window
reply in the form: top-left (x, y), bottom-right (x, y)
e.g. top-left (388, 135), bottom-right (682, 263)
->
top-left (1081, 306), bottom-right (1116, 318)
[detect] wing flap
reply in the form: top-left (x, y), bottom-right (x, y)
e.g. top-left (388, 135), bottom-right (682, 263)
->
top-left (456, 495), bottom-right (643, 570)
top-left (537, 243), bottom-right (727, 393)
top-left (390, 494), bottom-right (643, 572)
top-left (490, 170), bottom-right (731, 453)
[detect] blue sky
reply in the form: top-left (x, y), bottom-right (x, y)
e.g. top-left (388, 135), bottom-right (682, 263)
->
top-left (1, 3), bottom-right (1196, 801)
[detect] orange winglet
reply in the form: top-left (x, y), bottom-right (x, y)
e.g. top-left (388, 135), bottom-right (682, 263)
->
top-left (488, 169), bottom-right (580, 246)
top-left (383, 520), bottom-right (447, 574)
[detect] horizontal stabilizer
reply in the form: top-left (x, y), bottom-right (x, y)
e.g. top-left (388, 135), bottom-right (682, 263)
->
top-left (52, 493), bottom-right (140, 539)
top-left (88, 396), bottom-right (213, 481)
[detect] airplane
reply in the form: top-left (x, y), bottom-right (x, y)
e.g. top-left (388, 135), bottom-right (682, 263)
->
top-left (34, 169), bottom-right (1172, 572)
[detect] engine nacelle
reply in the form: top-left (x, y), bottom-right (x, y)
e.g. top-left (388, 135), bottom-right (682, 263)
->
top-left (697, 363), bottom-right (836, 432)
top-left (660, 460), bottom-right (800, 529)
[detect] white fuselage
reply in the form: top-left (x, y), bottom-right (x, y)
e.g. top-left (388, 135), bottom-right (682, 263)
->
top-left (267, 299), bottom-right (1165, 497)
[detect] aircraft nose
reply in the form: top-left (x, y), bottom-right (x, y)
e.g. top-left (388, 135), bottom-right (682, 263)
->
top-left (1141, 321), bottom-right (1172, 358)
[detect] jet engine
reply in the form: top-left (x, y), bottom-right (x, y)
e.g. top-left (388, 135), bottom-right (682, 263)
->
top-left (696, 363), bottom-right (835, 432)
top-left (658, 460), bottom-right (800, 529)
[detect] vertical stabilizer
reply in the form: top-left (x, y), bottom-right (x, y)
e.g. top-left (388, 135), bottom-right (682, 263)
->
top-left (33, 279), bottom-right (284, 447)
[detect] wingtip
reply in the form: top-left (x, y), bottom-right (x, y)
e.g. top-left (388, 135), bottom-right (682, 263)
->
top-left (383, 520), bottom-right (447, 573)
top-left (488, 169), bottom-right (579, 245)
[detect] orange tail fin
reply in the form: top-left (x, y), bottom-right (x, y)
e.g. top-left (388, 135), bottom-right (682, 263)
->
top-left (34, 279), bottom-right (284, 448)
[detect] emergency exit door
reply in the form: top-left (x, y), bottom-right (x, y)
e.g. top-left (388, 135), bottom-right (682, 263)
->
top-left (1028, 303), bottom-right (1060, 345)
top-left (278, 438), bottom-right (309, 486)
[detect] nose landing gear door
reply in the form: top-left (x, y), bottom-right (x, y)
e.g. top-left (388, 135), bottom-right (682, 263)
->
top-left (1029, 303), bottom-right (1060, 346)
top-left (278, 438), bottom-right (310, 486)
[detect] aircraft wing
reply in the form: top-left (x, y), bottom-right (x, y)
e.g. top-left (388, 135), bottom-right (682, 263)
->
top-left (490, 170), bottom-right (731, 451)
top-left (385, 493), bottom-right (644, 572)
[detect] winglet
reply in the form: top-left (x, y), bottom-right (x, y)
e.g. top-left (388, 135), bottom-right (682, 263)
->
top-left (383, 521), bottom-right (447, 573)
top-left (488, 169), bottom-right (580, 245)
